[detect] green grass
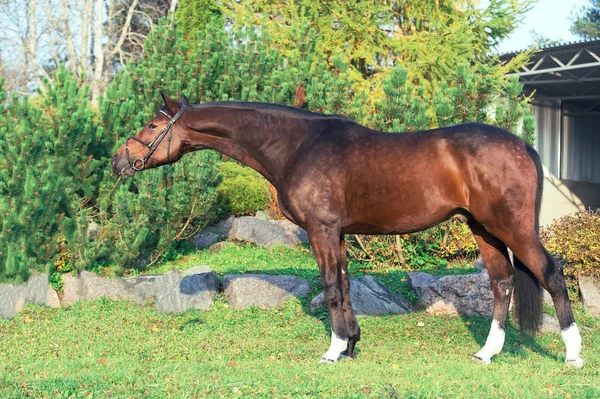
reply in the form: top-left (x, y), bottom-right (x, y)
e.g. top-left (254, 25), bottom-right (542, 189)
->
top-left (1, 245), bottom-right (599, 398)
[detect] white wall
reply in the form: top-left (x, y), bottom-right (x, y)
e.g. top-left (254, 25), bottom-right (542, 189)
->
top-left (531, 100), bottom-right (600, 225)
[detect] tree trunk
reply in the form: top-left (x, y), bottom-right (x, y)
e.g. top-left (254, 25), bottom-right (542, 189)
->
top-left (62, 0), bottom-right (78, 70)
top-left (90, 0), bottom-right (104, 105)
top-left (80, 0), bottom-right (91, 76)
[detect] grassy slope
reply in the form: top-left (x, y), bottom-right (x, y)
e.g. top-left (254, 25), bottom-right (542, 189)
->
top-left (0, 245), bottom-right (598, 398)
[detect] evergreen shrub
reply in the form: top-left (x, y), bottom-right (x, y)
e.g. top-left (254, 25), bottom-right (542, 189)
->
top-left (217, 162), bottom-right (270, 216)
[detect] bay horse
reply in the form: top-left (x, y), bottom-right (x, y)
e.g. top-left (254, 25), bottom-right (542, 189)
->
top-left (112, 92), bottom-right (584, 368)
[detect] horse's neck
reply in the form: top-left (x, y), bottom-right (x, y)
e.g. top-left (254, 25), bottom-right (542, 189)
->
top-left (183, 105), bottom-right (313, 185)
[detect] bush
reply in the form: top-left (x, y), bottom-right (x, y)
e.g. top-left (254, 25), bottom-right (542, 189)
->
top-left (217, 162), bottom-right (270, 216)
top-left (541, 210), bottom-right (600, 278)
top-left (441, 220), bottom-right (479, 260)
top-left (0, 70), bottom-right (104, 282)
top-left (347, 220), bottom-right (478, 272)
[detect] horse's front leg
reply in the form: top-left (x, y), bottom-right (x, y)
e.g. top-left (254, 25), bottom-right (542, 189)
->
top-left (340, 238), bottom-right (360, 358)
top-left (307, 222), bottom-right (352, 363)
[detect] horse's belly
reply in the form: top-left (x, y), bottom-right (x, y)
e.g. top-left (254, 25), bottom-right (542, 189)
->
top-left (342, 184), bottom-right (463, 235)
top-left (342, 211), bottom-right (453, 235)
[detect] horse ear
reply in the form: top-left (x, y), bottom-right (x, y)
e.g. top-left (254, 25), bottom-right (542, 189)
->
top-left (179, 95), bottom-right (189, 105)
top-left (159, 91), bottom-right (180, 114)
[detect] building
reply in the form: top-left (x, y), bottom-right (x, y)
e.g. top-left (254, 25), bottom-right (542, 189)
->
top-left (500, 39), bottom-right (600, 225)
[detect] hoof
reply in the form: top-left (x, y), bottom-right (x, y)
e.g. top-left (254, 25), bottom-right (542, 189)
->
top-left (472, 354), bottom-right (491, 365)
top-left (319, 356), bottom-right (338, 364)
top-left (565, 358), bottom-right (585, 369)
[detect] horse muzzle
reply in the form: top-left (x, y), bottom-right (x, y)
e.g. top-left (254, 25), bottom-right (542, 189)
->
top-left (112, 154), bottom-right (136, 176)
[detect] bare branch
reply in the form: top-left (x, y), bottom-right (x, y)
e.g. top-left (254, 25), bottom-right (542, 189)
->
top-left (107, 0), bottom-right (139, 61)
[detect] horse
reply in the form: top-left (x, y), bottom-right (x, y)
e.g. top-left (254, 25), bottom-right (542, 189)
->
top-left (112, 92), bottom-right (584, 368)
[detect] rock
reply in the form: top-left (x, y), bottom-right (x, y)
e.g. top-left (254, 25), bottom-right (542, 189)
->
top-left (214, 215), bottom-right (236, 236)
top-left (255, 210), bottom-right (270, 220)
top-left (541, 314), bottom-right (561, 334)
top-left (194, 232), bottom-right (221, 249)
top-left (121, 274), bottom-right (163, 305)
top-left (64, 267), bottom-right (220, 314)
top-left (408, 271), bottom-right (493, 317)
top-left (154, 269), bottom-right (219, 314)
top-left (406, 272), bottom-right (440, 298)
top-left (209, 241), bottom-right (237, 251)
top-left (309, 275), bottom-right (413, 316)
top-left (578, 275), bottom-right (600, 317)
top-left (0, 284), bottom-right (25, 319)
top-left (229, 216), bottom-right (300, 248)
top-left (194, 215), bottom-right (236, 249)
top-left (78, 271), bottom-right (133, 302)
top-left (270, 219), bottom-right (309, 243)
top-left (61, 273), bottom-right (81, 306)
top-left (223, 274), bottom-right (310, 309)
top-left (473, 255), bottom-right (485, 271)
top-left (543, 289), bottom-right (553, 305)
top-left (0, 274), bottom-right (60, 319)
top-left (183, 265), bottom-right (214, 276)
top-left (24, 274), bottom-right (60, 308)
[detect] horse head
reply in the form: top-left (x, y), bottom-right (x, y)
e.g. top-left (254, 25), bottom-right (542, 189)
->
top-left (112, 92), bottom-right (191, 176)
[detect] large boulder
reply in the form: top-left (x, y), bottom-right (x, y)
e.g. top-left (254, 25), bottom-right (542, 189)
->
top-left (23, 274), bottom-right (61, 308)
top-left (0, 274), bottom-right (60, 319)
top-left (578, 275), bottom-right (600, 317)
top-left (229, 216), bottom-right (306, 248)
top-left (269, 219), bottom-right (309, 244)
top-left (194, 215), bottom-right (235, 249)
top-left (62, 266), bottom-right (220, 314)
top-left (0, 284), bottom-right (25, 319)
top-left (120, 274), bottom-right (164, 305)
top-left (223, 274), bottom-right (311, 309)
top-left (153, 268), bottom-right (220, 314)
top-left (79, 271), bottom-right (134, 302)
top-left (310, 275), bottom-right (413, 316)
top-left (408, 271), bottom-right (493, 317)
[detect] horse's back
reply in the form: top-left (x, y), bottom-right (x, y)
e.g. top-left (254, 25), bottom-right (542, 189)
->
top-left (280, 121), bottom-right (539, 234)
top-left (338, 123), bottom-right (538, 234)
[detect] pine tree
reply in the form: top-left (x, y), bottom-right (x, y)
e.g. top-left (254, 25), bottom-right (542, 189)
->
top-left (571, 0), bottom-right (600, 39)
top-left (98, 21), bottom-right (222, 270)
top-left (0, 68), bottom-right (102, 281)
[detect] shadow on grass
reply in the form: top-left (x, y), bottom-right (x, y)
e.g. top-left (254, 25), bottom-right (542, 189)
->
top-left (459, 314), bottom-right (561, 362)
top-left (191, 259), bottom-right (561, 364)
top-left (135, 244), bottom-right (565, 365)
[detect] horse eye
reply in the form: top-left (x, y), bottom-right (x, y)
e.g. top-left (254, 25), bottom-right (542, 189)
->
top-left (149, 123), bottom-right (157, 129)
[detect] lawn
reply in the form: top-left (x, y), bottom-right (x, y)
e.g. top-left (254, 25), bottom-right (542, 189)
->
top-left (0, 245), bottom-right (598, 398)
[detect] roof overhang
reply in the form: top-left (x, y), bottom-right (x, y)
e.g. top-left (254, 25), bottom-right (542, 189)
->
top-left (499, 39), bottom-right (600, 115)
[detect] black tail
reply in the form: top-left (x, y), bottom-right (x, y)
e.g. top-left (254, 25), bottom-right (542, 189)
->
top-left (513, 146), bottom-right (544, 335)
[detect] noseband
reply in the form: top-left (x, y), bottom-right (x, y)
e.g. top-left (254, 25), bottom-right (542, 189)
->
top-left (125, 105), bottom-right (187, 171)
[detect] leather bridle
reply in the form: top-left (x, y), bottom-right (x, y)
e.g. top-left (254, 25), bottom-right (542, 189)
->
top-left (125, 105), bottom-right (187, 171)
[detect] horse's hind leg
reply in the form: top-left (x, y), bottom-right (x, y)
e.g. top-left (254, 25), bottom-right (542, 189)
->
top-left (507, 237), bottom-right (584, 368)
top-left (469, 221), bottom-right (514, 364)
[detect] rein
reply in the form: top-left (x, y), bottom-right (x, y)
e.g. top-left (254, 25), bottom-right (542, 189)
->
top-left (125, 104), bottom-right (187, 171)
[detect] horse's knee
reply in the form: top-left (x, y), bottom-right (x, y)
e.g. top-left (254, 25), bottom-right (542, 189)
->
top-left (323, 285), bottom-right (342, 308)
top-left (490, 274), bottom-right (514, 297)
top-left (540, 256), bottom-right (568, 297)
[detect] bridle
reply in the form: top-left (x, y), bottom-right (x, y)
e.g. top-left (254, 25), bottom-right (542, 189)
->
top-left (125, 104), bottom-right (187, 171)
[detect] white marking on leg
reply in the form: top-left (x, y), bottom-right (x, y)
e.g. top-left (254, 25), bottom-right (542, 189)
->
top-left (562, 323), bottom-right (584, 368)
top-left (473, 320), bottom-right (505, 365)
top-left (319, 332), bottom-right (348, 363)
